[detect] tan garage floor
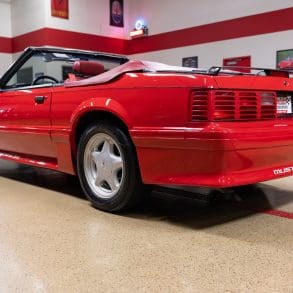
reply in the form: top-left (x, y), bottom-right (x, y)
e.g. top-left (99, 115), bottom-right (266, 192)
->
top-left (0, 159), bottom-right (292, 292)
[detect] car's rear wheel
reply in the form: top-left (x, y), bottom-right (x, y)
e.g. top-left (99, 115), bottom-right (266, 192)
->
top-left (77, 122), bottom-right (146, 212)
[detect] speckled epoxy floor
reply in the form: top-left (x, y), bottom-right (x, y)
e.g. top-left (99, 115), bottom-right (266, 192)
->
top-left (0, 160), bottom-right (292, 292)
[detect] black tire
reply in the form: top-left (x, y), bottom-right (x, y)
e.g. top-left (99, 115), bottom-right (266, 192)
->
top-left (77, 121), bottom-right (146, 212)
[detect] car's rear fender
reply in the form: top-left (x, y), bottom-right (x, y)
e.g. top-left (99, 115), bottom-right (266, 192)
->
top-left (69, 97), bottom-right (132, 155)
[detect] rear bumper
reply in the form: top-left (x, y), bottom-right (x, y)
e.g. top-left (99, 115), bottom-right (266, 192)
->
top-left (131, 121), bottom-right (293, 187)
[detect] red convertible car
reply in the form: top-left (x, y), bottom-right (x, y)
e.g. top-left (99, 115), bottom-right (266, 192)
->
top-left (0, 47), bottom-right (292, 211)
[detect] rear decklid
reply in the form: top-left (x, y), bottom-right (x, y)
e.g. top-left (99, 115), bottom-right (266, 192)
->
top-left (213, 75), bottom-right (292, 91)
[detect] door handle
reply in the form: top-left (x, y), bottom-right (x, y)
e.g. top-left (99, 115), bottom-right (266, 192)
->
top-left (35, 96), bottom-right (46, 104)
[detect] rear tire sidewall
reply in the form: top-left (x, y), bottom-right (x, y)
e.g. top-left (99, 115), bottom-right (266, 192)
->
top-left (77, 122), bottom-right (139, 212)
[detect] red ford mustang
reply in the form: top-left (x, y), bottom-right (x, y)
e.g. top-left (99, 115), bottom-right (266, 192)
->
top-left (0, 47), bottom-right (292, 211)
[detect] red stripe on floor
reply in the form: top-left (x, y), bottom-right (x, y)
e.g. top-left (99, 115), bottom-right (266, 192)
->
top-left (12, 28), bottom-right (126, 55)
top-left (262, 209), bottom-right (293, 219)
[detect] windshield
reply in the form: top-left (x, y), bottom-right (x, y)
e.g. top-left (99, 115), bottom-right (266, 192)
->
top-left (5, 50), bottom-right (126, 89)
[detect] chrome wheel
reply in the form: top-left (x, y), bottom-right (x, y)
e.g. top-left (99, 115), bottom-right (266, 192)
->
top-left (78, 122), bottom-right (148, 212)
top-left (83, 133), bottom-right (124, 199)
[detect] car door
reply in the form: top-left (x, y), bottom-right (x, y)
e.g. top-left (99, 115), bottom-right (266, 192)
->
top-left (0, 86), bottom-right (55, 158)
top-left (0, 50), bottom-right (57, 158)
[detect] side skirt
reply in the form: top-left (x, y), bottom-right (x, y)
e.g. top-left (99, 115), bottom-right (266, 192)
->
top-left (0, 150), bottom-right (58, 171)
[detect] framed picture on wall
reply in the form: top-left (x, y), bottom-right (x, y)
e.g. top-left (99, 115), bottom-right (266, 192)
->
top-left (182, 56), bottom-right (198, 68)
top-left (51, 0), bottom-right (69, 19)
top-left (276, 49), bottom-right (293, 70)
top-left (223, 55), bottom-right (251, 73)
top-left (110, 0), bottom-right (124, 27)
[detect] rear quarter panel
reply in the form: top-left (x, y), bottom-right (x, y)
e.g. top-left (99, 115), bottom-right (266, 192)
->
top-left (50, 72), bottom-right (213, 174)
top-left (51, 72), bottom-right (212, 133)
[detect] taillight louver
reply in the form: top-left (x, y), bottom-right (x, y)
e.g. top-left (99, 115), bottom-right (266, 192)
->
top-left (239, 92), bottom-right (257, 120)
top-left (214, 91), bottom-right (236, 120)
top-left (191, 91), bottom-right (208, 121)
top-left (260, 92), bottom-right (276, 119)
top-left (190, 90), bottom-right (276, 122)
top-left (213, 91), bottom-right (276, 121)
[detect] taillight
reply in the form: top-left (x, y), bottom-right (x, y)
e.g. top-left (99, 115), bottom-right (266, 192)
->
top-left (239, 92), bottom-right (258, 120)
top-left (213, 91), bottom-right (235, 120)
top-left (190, 90), bottom-right (277, 122)
top-left (190, 90), bottom-right (209, 121)
top-left (260, 92), bottom-right (276, 119)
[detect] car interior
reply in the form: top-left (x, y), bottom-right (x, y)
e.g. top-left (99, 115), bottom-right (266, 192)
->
top-left (3, 51), bottom-right (126, 89)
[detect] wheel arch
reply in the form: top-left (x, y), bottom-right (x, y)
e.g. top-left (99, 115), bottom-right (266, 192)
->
top-left (70, 98), bottom-right (132, 147)
top-left (73, 110), bottom-right (131, 149)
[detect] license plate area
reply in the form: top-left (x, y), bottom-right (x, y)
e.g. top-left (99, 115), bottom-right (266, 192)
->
top-left (277, 92), bottom-right (293, 117)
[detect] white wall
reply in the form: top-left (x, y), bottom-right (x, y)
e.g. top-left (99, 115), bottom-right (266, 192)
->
top-left (128, 0), bottom-right (293, 36)
top-left (0, 0), bottom-right (12, 37)
top-left (10, 0), bottom-right (130, 38)
top-left (1, 0), bottom-right (132, 74)
top-left (128, 1), bottom-right (293, 69)
top-left (1, 0), bottom-right (292, 75)
top-left (10, 0), bottom-right (45, 37)
top-left (0, 53), bottom-right (12, 77)
top-left (44, 0), bottom-right (130, 39)
top-left (0, 0), bottom-right (12, 75)
top-left (130, 30), bottom-right (293, 69)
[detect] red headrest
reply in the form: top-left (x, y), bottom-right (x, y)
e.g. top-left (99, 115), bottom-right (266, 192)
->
top-left (73, 61), bottom-right (105, 76)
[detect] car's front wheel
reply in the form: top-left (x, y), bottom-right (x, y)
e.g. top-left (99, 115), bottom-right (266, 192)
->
top-left (77, 122), bottom-right (146, 212)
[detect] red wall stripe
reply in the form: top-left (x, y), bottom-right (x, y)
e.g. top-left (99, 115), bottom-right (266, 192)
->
top-left (12, 29), bottom-right (47, 53)
top-left (0, 36), bottom-right (12, 53)
top-left (127, 7), bottom-right (293, 54)
top-left (12, 28), bottom-right (126, 55)
top-left (0, 8), bottom-right (292, 55)
top-left (45, 28), bottom-right (126, 55)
